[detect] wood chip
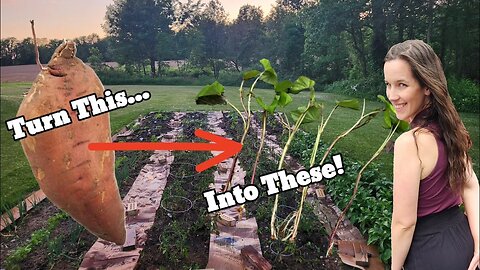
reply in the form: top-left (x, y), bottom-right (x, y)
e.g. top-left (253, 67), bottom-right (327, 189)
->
top-left (218, 162), bottom-right (229, 173)
top-left (163, 133), bottom-right (174, 139)
top-left (125, 202), bottom-right (139, 216)
top-left (217, 213), bottom-right (236, 227)
top-left (315, 188), bottom-right (326, 199)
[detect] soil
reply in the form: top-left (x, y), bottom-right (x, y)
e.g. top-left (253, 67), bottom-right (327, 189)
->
top-left (0, 197), bottom-right (98, 269)
top-left (0, 64), bottom-right (39, 83)
top-left (137, 112), bottom-right (212, 269)
top-left (0, 112), bottom-right (174, 269)
top-left (1, 110), bottom-right (353, 270)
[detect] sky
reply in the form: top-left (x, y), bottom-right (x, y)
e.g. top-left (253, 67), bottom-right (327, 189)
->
top-left (1, 0), bottom-right (277, 40)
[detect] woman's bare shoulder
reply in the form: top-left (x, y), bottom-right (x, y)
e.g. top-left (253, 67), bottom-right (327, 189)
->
top-left (395, 127), bottom-right (436, 147)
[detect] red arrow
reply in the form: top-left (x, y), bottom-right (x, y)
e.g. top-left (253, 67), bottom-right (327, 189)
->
top-left (88, 129), bottom-right (242, 172)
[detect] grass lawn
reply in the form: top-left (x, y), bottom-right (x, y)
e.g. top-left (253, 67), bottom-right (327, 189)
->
top-left (1, 82), bottom-right (478, 210)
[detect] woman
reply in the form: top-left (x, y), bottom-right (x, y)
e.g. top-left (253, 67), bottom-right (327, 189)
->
top-left (384, 40), bottom-right (479, 270)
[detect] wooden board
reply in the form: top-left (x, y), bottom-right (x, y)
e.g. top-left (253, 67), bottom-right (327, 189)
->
top-left (337, 240), bottom-right (384, 270)
top-left (122, 227), bottom-right (136, 251)
top-left (353, 241), bottom-right (369, 267)
top-left (241, 245), bottom-right (272, 270)
top-left (1, 190), bottom-right (47, 231)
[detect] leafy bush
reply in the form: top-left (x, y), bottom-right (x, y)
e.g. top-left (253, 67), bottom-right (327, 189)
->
top-left (95, 67), bottom-right (245, 87)
top-left (327, 161), bottom-right (392, 263)
top-left (324, 73), bottom-right (385, 98)
top-left (325, 75), bottom-right (479, 113)
top-left (448, 76), bottom-right (479, 113)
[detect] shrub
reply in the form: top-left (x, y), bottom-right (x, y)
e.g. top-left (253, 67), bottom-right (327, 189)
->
top-left (95, 67), bottom-right (246, 87)
top-left (327, 161), bottom-right (392, 263)
top-left (325, 75), bottom-right (479, 113)
top-left (324, 73), bottom-right (385, 98)
top-left (447, 76), bottom-right (479, 113)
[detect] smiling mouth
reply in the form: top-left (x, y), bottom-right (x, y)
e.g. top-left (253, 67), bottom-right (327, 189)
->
top-left (393, 103), bottom-right (406, 110)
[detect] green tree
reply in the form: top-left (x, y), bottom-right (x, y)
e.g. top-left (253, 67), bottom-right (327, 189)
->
top-left (14, 38), bottom-right (35, 65)
top-left (302, 1), bottom-right (358, 83)
top-left (171, 0), bottom-right (204, 31)
top-left (371, 0), bottom-right (388, 68)
top-left (264, 0), bottom-right (307, 76)
top-left (225, 5), bottom-right (265, 70)
top-left (73, 34), bottom-right (101, 61)
top-left (105, 0), bottom-right (174, 77)
top-left (38, 39), bottom-right (63, 64)
top-left (198, 0), bottom-right (228, 78)
top-left (439, 0), bottom-right (479, 80)
top-left (0, 37), bottom-right (18, 66)
top-left (87, 47), bottom-right (104, 71)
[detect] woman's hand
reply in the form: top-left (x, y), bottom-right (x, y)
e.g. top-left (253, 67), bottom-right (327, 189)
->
top-left (468, 250), bottom-right (479, 270)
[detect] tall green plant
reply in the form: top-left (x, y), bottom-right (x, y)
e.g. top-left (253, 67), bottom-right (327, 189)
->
top-left (324, 95), bottom-right (409, 256)
top-left (195, 59), bottom-right (408, 256)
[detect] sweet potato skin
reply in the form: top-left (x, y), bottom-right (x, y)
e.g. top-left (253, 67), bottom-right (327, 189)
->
top-left (17, 41), bottom-right (126, 244)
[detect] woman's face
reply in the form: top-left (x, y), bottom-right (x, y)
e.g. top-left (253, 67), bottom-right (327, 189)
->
top-left (384, 59), bottom-right (430, 123)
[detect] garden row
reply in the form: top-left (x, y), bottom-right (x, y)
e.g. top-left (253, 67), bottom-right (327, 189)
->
top-left (1, 109), bottom-right (387, 269)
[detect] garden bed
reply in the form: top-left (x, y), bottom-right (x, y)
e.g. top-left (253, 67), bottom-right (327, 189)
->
top-left (1, 111), bottom-right (358, 269)
top-left (0, 112), bottom-right (174, 269)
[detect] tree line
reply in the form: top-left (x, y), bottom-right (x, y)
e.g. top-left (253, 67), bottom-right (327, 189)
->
top-left (1, 0), bottom-right (478, 84)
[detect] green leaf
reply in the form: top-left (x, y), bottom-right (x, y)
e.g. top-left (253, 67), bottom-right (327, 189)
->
top-left (383, 111), bottom-right (392, 129)
top-left (278, 91), bottom-right (292, 107)
top-left (291, 106), bottom-right (307, 123)
top-left (377, 95), bottom-right (410, 132)
top-left (291, 76), bottom-right (315, 94)
top-left (243, 70), bottom-right (260, 81)
top-left (398, 120), bottom-right (410, 132)
top-left (266, 96), bottom-right (279, 114)
top-left (274, 80), bottom-right (293, 93)
top-left (336, 99), bottom-right (360, 110)
top-left (290, 103), bottom-right (322, 124)
top-left (259, 58), bottom-right (273, 71)
top-left (377, 95), bottom-right (395, 113)
top-left (256, 96), bottom-right (279, 114)
top-left (195, 81), bottom-right (226, 105)
top-left (255, 96), bottom-right (267, 110)
top-left (259, 59), bottom-right (277, 85)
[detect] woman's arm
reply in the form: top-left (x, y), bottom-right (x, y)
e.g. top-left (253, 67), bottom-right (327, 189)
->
top-left (391, 132), bottom-right (422, 270)
top-left (462, 166), bottom-right (479, 270)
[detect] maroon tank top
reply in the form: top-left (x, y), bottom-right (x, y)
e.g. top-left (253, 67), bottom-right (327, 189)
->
top-left (416, 124), bottom-right (462, 217)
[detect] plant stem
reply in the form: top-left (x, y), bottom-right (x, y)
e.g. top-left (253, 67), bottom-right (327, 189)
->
top-left (289, 122), bottom-right (324, 241)
top-left (30, 20), bottom-right (45, 71)
top-left (277, 113), bottom-right (292, 137)
top-left (224, 74), bottom-right (263, 191)
top-left (289, 103), bottom-right (337, 241)
top-left (319, 102), bottom-right (378, 165)
top-left (270, 106), bottom-right (310, 240)
top-left (250, 110), bottom-right (267, 185)
top-left (325, 121), bottom-right (400, 256)
top-left (238, 80), bottom-right (248, 128)
top-left (225, 98), bottom-right (246, 129)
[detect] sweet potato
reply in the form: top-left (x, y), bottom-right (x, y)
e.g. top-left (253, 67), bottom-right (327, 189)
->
top-left (17, 41), bottom-right (126, 244)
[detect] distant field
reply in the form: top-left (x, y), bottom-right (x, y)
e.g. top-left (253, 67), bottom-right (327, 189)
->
top-left (0, 65), bottom-right (40, 83)
top-left (1, 82), bottom-right (479, 211)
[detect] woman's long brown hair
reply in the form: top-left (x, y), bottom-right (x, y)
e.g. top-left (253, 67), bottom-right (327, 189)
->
top-left (385, 40), bottom-right (472, 193)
